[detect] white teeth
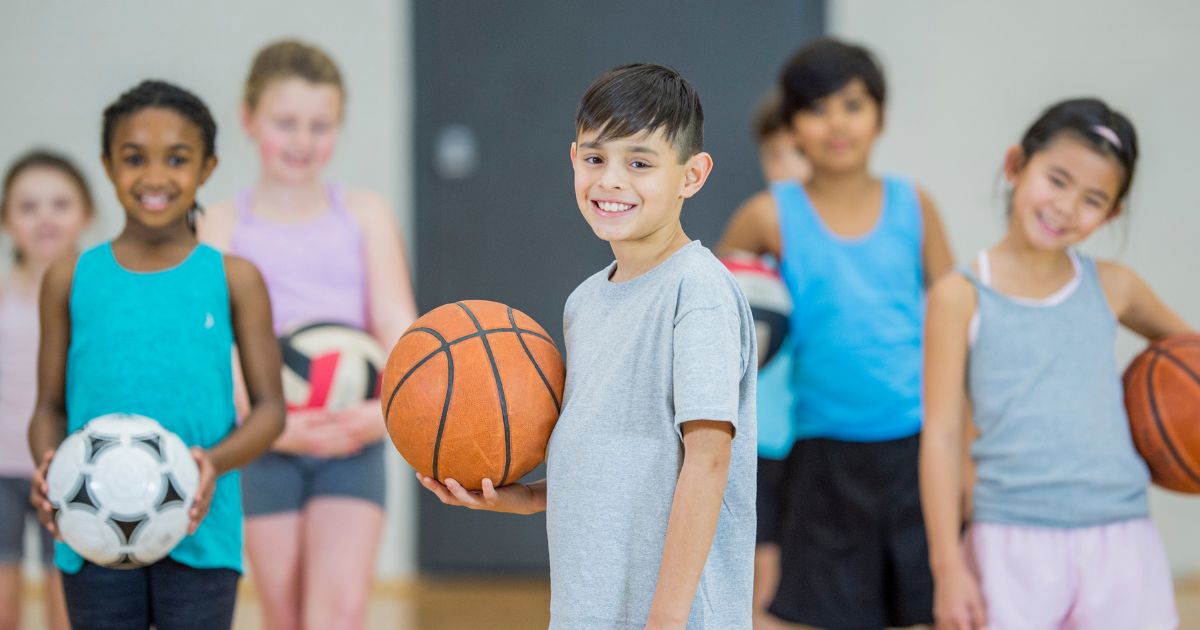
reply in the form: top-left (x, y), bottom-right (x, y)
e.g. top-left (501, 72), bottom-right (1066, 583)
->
top-left (141, 194), bottom-right (168, 209)
top-left (1037, 212), bottom-right (1063, 232)
top-left (597, 201), bottom-right (633, 213)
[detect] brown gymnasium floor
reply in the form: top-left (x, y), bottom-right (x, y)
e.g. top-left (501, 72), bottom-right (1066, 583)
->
top-left (15, 575), bottom-right (1200, 629)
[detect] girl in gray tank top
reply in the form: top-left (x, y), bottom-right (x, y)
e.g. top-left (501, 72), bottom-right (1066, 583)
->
top-left (921, 99), bottom-right (1192, 629)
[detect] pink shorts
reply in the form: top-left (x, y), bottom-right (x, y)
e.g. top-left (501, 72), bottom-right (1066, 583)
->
top-left (967, 519), bottom-right (1178, 630)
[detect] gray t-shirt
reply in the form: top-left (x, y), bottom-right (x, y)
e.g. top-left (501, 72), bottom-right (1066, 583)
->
top-left (546, 241), bottom-right (757, 630)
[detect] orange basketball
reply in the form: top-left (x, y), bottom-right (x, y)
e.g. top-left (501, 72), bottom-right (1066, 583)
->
top-left (381, 300), bottom-right (564, 491)
top-left (1123, 332), bottom-right (1200, 494)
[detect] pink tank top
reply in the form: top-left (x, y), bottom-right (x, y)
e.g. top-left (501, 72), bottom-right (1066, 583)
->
top-left (230, 184), bottom-right (368, 335)
top-left (0, 287), bottom-right (38, 477)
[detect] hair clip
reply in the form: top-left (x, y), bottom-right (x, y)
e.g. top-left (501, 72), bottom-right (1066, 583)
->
top-left (1092, 125), bottom-right (1122, 150)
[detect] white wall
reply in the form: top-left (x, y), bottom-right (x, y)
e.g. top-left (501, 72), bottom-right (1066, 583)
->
top-left (1, 0), bottom-right (418, 577)
top-left (831, 0), bottom-right (1200, 574)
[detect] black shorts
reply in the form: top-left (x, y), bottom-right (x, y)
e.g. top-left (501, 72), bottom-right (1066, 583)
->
top-left (756, 456), bottom-right (788, 544)
top-left (769, 434), bottom-right (934, 629)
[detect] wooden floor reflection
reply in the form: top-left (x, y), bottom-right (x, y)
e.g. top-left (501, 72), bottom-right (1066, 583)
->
top-left (18, 574), bottom-right (1200, 629)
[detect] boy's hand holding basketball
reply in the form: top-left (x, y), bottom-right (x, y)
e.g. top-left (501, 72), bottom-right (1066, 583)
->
top-left (416, 473), bottom-right (545, 515)
top-left (188, 447), bottom-right (217, 534)
top-left (29, 449), bottom-right (60, 539)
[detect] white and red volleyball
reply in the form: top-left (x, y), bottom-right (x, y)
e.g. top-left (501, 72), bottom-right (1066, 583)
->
top-left (722, 254), bottom-right (792, 368)
top-left (280, 322), bottom-right (386, 411)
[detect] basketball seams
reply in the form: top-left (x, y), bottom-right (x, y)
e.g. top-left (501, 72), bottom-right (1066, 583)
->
top-left (455, 302), bottom-right (513, 486)
top-left (383, 326), bottom-right (457, 480)
top-left (401, 325), bottom-right (555, 346)
top-left (507, 307), bottom-right (562, 412)
top-left (388, 325), bottom-right (558, 420)
top-left (430, 343), bottom-right (455, 480)
top-left (388, 303), bottom-right (563, 487)
top-left (1145, 351), bottom-right (1200, 487)
top-left (1158, 347), bottom-right (1200, 389)
top-left (384, 327), bottom-right (449, 420)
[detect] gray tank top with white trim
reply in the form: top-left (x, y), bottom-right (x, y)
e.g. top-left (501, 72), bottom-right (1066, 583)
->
top-left (963, 250), bottom-right (1149, 528)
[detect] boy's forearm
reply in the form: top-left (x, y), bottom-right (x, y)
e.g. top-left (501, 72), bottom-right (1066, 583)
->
top-left (521, 479), bottom-right (548, 514)
top-left (646, 445), bottom-right (731, 625)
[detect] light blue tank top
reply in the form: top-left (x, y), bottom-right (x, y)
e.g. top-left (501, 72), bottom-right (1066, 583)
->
top-left (757, 335), bottom-right (795, 459)
top-left (964, 251), bottom-right (1149, 528)
top-left (774, 176), bottom-right (925, 441)
top-left (57, 242), bottom-right (241, 573)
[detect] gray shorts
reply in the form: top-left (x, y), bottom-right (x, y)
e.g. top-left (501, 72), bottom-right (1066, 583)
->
top-left (0, 476), bottom-right (54, 565)
top-left (241, 440), bottom-right (387, 517)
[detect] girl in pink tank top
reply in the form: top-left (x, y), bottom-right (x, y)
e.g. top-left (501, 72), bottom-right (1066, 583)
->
top-left (1, 150), bottom-right (93, 630)
top-left (197, 40), bottom-right (416, 630)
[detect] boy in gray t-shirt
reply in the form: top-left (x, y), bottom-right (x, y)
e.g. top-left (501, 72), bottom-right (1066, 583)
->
top-left (418, 63), bottom-right (757, 630)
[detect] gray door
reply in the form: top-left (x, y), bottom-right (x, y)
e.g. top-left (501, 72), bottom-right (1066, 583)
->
top-left (414, 0), bottom-right (824, 574)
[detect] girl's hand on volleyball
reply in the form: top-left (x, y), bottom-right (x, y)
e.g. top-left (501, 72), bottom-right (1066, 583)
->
top-left (188, 448), bottom-right (217, 534)
top-left (303, 413), bottom-right (362, 458)
top-left (277, 409), bottom-right (357, 457)
top-left (29, 449), bottom-right (61, 539)
top-left (416, 474), bottom-right (538, 515)
top-left (934, 564), bottom-right (987, 630)
top-left (333, 401), bottom-right (387, 448)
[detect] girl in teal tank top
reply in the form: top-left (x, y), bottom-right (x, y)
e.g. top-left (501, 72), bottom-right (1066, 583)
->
top-left (27, 81), bottom-right (285, 629)
top-left (923, 99), bottom-right (1192, 629)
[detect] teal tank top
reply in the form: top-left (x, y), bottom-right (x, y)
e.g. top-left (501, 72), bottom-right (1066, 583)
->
top-left (775, 176), bottom-right (925, 441)
top-left (57, 242), bottom-right (241, 573)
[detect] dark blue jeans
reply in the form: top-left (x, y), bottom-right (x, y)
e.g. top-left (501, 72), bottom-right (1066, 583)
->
top-left (61, 558), bottom-right (239, 630)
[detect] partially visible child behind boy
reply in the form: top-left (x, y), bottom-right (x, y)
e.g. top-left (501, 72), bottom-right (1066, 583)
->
top-left (419, 63), bottom-right (758, 629)
top-left (725, 88), bottom-right (809, 630)
top-left (719, 38), bottom-right (954, 629)
top-left (752, 88), bottom-right (810, 186)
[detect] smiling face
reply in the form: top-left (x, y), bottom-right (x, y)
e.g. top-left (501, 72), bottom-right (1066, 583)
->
top-left (789, 78), bottom-right (881, 176)
top-left (571, 127), bottom-right (711, 247)
top-left (2, 166), bottom-right (91, 266)
top-left (103, 107), bottom-right (216, 232)
top-left (244, 77), bottom-right (342, 184)
top-left (1005, 133), bottom-right (1125, 250)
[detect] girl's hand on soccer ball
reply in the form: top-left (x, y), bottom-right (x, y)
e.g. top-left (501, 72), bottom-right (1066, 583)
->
top-left (29, 449), bottom-right (61, 539)
top-left (188, 448), bottom-right (217, 534)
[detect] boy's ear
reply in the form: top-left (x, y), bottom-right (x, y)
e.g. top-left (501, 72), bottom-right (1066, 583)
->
top-left (101, 153), bottom-right (114, 181)
top-left (569, 142), bottom-right (577, 165)
top-left (1002, 145), bottom-right (1025, 184)
top-left (681, 151), bottom-right (714, 199)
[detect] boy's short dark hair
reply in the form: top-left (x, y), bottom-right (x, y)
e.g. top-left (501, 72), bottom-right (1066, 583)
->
top-left (779, 38), bottom-right (886, 123)
top-left (751, 88), bottom-right (788, 143)
top-left (575, 63), bottom-right (704, 163)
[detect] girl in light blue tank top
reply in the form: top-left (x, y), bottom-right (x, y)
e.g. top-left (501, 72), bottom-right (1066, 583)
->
top-left (27, 81), bottom-right (284, 629)
top-left (775, 175), bottom-right (927, 441)
top-left (923, 99), bottom-right (1191, 629)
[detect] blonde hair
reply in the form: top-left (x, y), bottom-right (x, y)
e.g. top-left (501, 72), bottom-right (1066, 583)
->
top-left (243, 39), bottom-right (345, 112)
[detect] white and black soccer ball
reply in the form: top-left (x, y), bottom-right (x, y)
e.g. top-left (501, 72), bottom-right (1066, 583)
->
top-left (46, 413), bottom-right (198, 569)
top-left (280, 322), bottom-right (386, 411)
top-left (722, 254), bottom-right (793, 368)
